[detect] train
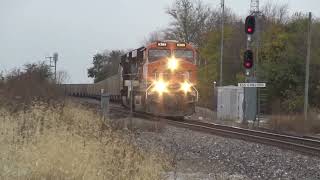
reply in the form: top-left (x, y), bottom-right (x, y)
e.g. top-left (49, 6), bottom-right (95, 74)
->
top-left (64, 40), bottom-right (198, 117)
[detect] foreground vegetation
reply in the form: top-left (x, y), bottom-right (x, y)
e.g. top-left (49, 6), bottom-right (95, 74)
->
top-left (0, 102), bottom-right (168, 179)
top-left (267, 112), bottom-right (320, 134)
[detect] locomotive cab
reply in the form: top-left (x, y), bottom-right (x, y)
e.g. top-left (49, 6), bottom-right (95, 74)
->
top-left (145, 41), bottom-right (198, 117)
top-left (120, 40), bottom-right (198, 117)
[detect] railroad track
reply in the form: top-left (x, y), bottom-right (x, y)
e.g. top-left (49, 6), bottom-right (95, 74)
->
top-left (110, 106), bottom-right (320, 157)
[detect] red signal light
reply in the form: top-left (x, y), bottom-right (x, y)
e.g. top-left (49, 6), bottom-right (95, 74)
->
top-left (243, 50), bottom-right (253, 69)
top-left (245, 16), bottom-right (255, 34)
top-left (244, 61), bottom-right (253, 68)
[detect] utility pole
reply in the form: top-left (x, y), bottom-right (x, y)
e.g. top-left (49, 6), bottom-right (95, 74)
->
top-left (219, 0), bottom-right (224, 86)
top-left (46, 52), bottom-right (58, 82)
top-left (304, 12), bottom-right (312, 122)
top-left (53, 53), bottom-right (58, 81)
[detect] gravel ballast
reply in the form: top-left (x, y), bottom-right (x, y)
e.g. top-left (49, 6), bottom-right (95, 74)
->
top-left (131, 119), bottom-right (320, 180)
top-left (73, 98), bottom-right (320, 179)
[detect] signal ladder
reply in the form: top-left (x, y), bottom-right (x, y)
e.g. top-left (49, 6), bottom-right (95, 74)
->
top-left (256, 87), bottom-right (268, 126)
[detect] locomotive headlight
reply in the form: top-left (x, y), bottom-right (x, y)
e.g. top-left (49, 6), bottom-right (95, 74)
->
top-left (167, 57), bottom-right (178, 71)
top-left (152, 80), bottom-right (168, 95)
top-left (180, 81), bottom-right (192, 93)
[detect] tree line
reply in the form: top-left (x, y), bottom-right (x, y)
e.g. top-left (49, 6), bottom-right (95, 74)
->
top-left (163, 0), bottom-right (320, 113)
top-left (87, 0), bottom-right (320, 113)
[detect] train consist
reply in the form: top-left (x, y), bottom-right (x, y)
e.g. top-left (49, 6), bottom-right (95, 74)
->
top-left (64, 40), bottom-right (198, 117)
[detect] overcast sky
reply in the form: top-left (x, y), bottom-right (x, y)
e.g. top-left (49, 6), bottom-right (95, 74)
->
top-left (1, 0), bottom-right (319, 83)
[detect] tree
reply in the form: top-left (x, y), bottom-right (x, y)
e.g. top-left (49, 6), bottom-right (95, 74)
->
top-left (24, 62), bottom-right (52, 82)
top-left (165, 0), bottom-right (237, 46)
top-left (260, 2), bottom-right (289, 24)
top-left (87, 53), bottom-right (105, 82)
top-left (56, 71), bottom-right (70, 84)
top-left (165, 0), bottom-right (211, 45)
top-left (87, 50), bottom-right (123, 83)
top-left (257, 14), bottom-right (320, 112)
top-left (198, 24), bottom-right (244, 107)
top-left (142, 30), bottom-right (165, 45)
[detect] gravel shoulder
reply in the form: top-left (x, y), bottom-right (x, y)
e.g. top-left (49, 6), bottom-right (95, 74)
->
top-left (131, 119), bottom-right (320, 180)
top-left (72, 97), bottom-right (320, 180)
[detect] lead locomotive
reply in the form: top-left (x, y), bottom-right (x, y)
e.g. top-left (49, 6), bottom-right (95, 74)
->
top-left (120, 40), bottom-right (198, 117)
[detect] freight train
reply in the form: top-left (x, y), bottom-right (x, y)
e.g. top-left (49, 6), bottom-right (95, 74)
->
top-left (64, 40), bottom-right (198, 117)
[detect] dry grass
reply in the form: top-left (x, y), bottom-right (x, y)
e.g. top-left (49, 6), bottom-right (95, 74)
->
top-left (0, 102), bottom-right (168, 180)
top-left (267, 110), bottom-right (320, 134)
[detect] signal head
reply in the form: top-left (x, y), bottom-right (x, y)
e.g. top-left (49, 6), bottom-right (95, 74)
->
top-left (243, 50), bottom-right (253, 69)
top-left (245, 16), bottom-right (255, 34)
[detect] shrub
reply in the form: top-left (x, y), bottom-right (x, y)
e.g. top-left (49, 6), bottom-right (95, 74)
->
top-left (267, 110), bottom-right (320, 134)
top-left (0, 62), bottom-right (65, 108)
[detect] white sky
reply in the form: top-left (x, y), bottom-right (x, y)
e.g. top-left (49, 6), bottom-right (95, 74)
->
top-left (0, 0), bottom-right (319, 83)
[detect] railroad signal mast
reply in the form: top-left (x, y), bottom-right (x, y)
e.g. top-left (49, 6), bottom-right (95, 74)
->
top-left (243, 1), bottom-right (259, 123)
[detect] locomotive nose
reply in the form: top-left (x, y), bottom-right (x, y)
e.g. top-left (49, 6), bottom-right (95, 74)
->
top-left (168, 83), bottom-right (180, 90)
top-left (167, 57), bottom-right (178, 71)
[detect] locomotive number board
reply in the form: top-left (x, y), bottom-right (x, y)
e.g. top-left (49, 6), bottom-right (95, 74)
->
top-left (176, 43), bottom-right (186, 47)
top-left (157, 42), bottom-right (167, 47)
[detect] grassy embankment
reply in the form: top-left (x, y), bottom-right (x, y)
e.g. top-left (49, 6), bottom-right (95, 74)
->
top-left (0, 101), bottom-right (168, 179)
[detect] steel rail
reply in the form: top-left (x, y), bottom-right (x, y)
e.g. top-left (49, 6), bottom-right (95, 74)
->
top-left (109, 106), bottom-right (320, 157)
top-left (167, 120), bottom-right (320, 156)
top-left (182, 119), bottom-right (320, 149)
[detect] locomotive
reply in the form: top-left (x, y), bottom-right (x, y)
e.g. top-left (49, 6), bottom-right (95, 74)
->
top-left (64, 40), bottom-right (198, 117)
top-left (120, 40), bottom-right (198, 117)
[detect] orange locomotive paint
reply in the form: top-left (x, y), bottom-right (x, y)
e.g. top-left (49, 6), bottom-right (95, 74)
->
top-left (138, 40), bottom-right (198, 117)
top-left (145, 41), bottom-right (197, 85)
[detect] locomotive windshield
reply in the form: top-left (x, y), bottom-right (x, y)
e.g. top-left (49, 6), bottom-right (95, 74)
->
top-left (174, 49), bottom-right (194, 62)
top-left (148, 49), bottom-right (170, 62)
